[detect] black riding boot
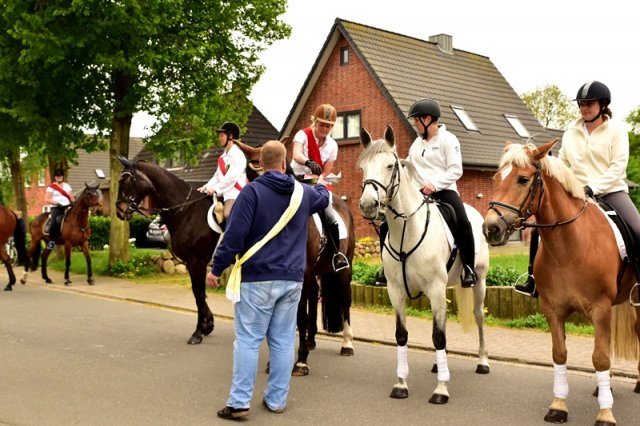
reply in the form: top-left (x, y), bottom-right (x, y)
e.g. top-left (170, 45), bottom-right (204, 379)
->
top-left (459, 226), bottom-right (477, 288)
top-left (461, 265), bottom-right (477, 288)
top-left (323, 205), bottom-right (349, 272)
top-left (515, 229), bottom-right (539, 298)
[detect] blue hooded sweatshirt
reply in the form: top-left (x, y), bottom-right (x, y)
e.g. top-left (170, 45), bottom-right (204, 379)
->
top-left (212, 171), bottom-right (329, 282)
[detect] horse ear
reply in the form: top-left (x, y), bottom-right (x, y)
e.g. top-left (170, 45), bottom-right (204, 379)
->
top-left (503, 141), bottom-right (513, 151)
top-left (279, 136), bottom-right (291, 147)
top-left (384, 125), bottom-right (395, 147)
top-left (85, 182), bottom-right (89, 189)
top-left (360, 128), bottom-right (372, 148)
top-left (117, 155), bottom-right (131, 167)
top-left (532, 139), bottom-right (558, 161)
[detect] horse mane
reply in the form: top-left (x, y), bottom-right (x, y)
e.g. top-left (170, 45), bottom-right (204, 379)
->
top-left (356, 139), bottom-right (396, 168)
top-left (135, 160), bottom-right (192, 192)
top-left (501, 143), bottom-right (585, 200)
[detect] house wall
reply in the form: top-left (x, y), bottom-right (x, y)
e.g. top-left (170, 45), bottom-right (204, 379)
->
top-left (23, 172), bottom-right (51, 218)
top-left (291, 35), bottom-right (496, 238)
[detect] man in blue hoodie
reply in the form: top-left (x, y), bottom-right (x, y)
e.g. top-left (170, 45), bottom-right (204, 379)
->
top-left (206, 140), bottom-right (330, 420)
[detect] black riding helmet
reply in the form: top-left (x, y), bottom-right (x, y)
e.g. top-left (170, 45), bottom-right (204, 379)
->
top-left (53, 168), bottom-right (64, 177)
top-left (408, 98), bottom-right (441, 139)
top-left (574, 81), bottom-right (610, 123)
top-left (216, 121), bottom-right (241, 140)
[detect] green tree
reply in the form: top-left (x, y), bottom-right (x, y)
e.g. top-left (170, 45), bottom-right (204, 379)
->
top-left (626, 107), bottom-right (640, 208)
top-left (521, 84), bottom-right (578, 130)
top-left (1, 1), bottom-right (290, 267)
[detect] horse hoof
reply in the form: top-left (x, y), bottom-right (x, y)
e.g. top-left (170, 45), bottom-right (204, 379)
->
top-left (87, 278), bottom-right (95, 286)
top-left (544, 409), bottom-right (568, 423)
top-left (187, 334), bottom-right (203, 345)
top-left (594, 422), bottom-right (615, 426)
top-left (203, 317), bottom-right (215, 336)
top-left (428, 393), bottom-right (449, 405)
top-left (292, 363), bottom-right (309, 376)
top-left (475, 364), bottom-right (490, 374)
top-left (390, 387), bottom-right (408, 399)
top-left (45, 278), bottom-right (53, 284)
top-left (431, 363), bottom-right (438, 373)
top-left (20, 279), bottom-right (26, 285)
top-left (64, 281), bottom-right (71, 286)
top-left (4, 285), bottom-right (12, 291)
top-left (306, 340), bottom-right (316, 350)
top-left (634, 382), bottom-right (640, 393)
top-left (340, 347), bottom-right (354, 356)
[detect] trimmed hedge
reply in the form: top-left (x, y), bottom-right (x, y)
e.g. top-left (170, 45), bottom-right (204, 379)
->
top-left (88, 215), bottom-right (154, 250)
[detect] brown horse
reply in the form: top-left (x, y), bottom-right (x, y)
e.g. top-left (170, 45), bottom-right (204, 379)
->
top-left (0, 205), bottom-right (29, 291)
top-left (29, 183), bottom-right (102, 285)
top-left (236, 139), bottom-right (356, 376)
top-left (483, 140), bottom-right (640, 425)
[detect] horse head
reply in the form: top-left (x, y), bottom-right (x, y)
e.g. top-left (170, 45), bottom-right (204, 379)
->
top-left (357, 125), bottom-right (401, 219)
top-left (78, 182), bottom-right (103, 211)
top-left (483, 138), bottom-right (587, 245)
top-left (115, 156), bottom-right (154, 220)
top-left (236, 136), bottom-right (293, 180)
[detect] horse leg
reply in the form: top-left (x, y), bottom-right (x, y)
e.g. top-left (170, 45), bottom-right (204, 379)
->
top-left (1, 248), bottom-right (16, 291)
top-left (428, 292), bottom-right (450, 405)
top-left (187, 265), bottom-right (214, 345)
top-left (81, 242), bottom-right (94, 285)
top-left (634, 307), bottom-right (640, 394)
top-left (293, 277), bottom-right (311, 376)
top-left (590, 306), bottom-right (616, 426)
top-left (386, 285), bottom-right (409, 399)
top-left (541, 307), bottom-right (569, 424)
top-left (473, 282), bottom-right (490, 374)
top-left (306, 276), bottom-right (319, 350)
top-left (64, 243), bottom-right (72, 286)
top-left (339, 269), bottom-right (354, 356)
top-left (41, 248), bottom-right (53, 284)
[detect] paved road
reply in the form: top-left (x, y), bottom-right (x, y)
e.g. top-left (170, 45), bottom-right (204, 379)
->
top-left (1, 284), bottom-right (638, 425)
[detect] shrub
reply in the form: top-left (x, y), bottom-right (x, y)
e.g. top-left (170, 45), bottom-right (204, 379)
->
top-left (110, 252), bottom-right (156, 278)
top-left (352, 261), bottom-right (379, 286)
top-left (486, 265), bottom-right (523, 287)
top-left (89, 216), bottom-right (110, 250)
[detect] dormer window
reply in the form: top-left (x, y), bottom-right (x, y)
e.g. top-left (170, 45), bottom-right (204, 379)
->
top-left (504, 114), bottom-right (530, 138)
top-left (451, 106), bottom-right (479, 131)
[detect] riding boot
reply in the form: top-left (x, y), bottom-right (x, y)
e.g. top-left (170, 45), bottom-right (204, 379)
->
top-left (458, 225), bottom-right (477, 288)
top-left (514, 265), bottom-right (538, 298)
top-left (461, 265), bottom-right (477, 288)
top-left (323, 205), bottom-right (349, 272)
top-left (47, 240), bottom-right (56, 250)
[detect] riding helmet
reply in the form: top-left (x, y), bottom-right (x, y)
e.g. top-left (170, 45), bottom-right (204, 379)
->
top-left (408, 98), bottom-right (441, 119)
top-left (574, 81), bottom-right (611, 106)
top-left (216, 121), bottom-right (241, 140)
top-left (314, 104), bottom-right (337, 125)
top-left (53, 168), bottom-right (64, 177)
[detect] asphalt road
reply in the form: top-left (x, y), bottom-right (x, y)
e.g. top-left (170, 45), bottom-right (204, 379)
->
top-left (0, 285), bottom-right (637, 426)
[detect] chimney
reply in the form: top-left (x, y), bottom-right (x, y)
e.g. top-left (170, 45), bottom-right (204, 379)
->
top-left (429, 34), bottom-right (453, 55)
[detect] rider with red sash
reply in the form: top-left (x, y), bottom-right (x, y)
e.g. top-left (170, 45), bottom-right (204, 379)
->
top-left (44, 168), bottom-right (75, 249)
top-left (291, 104), bottom-right (348, 270)
top-left (198, 121), bottom-right (248, 222)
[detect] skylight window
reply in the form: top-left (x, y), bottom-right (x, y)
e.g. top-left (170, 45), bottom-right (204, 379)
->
top-left (451, 106), bottom-right (479, 131)
top-left (504, 114), bottom-right (530, 138)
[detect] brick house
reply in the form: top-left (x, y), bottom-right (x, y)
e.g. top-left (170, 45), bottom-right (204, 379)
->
top-left (281, 19), bottom-right (555, 238)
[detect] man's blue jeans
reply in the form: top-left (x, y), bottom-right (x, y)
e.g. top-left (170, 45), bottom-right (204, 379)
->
top-left (227, 280), bottom-right (302, 411)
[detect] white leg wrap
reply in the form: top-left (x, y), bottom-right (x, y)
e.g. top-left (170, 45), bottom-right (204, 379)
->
top-left (435, 349), bottom-right (450, 382)
top-left (397, 345), bottom-right (409, 379)
top-left (596, 370), bottom-right (613, 409)
top-left (553, 363), bottom-right (569, 399)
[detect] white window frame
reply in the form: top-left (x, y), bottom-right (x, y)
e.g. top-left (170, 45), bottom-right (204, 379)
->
top-left (451, 105), bottom-right (479, 131)
top-left (504, 114), bottom-right (530, 138)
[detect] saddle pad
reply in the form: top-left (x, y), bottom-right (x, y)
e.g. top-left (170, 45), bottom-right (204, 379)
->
top-left (207, 203), bottom-right (223, 234)
top-left (311, 212), bottom-right (347, 240)
top-left (599, 207), bottom-right (627, 260)
top-left (436, 205), bottom-right (482, 255)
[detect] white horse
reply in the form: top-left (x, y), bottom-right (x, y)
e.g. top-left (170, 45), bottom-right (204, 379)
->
top-left (357, 125), bottom-right (490, 404)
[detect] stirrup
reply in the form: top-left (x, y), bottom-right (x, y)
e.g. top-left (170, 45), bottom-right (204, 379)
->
top-left (630, 282), bottom-right (640, 307)
top-left (332, 252), bottom-right (350, 272)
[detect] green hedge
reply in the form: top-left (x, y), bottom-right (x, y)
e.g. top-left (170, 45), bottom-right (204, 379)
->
top-left (88, 215), bottom-right (154, 250)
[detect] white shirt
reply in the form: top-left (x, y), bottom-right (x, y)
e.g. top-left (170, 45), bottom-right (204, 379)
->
top-left (290, 128), bottom-right (338, 175)
top-left (46, 182), bottom-right (73, 207)
top-left (406, 124), bottom-right (463, 193)
top-left (203, 144), bottom-right (247, 200)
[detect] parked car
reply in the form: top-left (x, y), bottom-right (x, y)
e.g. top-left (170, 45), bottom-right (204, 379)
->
top-left (146, 217), bottom-right (170, 247)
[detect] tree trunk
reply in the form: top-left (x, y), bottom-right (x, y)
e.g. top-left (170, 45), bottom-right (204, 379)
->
top-left (8, 148), bottom-right (28, 219)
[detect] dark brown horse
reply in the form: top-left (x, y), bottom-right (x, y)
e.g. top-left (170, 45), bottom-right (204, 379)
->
top-left (29, 183), bottom-right (102, 285)
top-left (483, 140), bottom-right (640, 425)
top-left (0, 205), bottom-right (29, 291)
top-left (115, 157), bottom-right (220, 345)
top-left (236, 139), bottom-right (356, 376)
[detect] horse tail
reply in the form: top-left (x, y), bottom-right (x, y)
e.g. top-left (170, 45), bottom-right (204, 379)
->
top-left (12, 215), bottom-right (29, 268)
top-left (610, 302), bottom-right (639, 361)
top-left (320, 271), bottom-right (347, 333)
top-left (455, 286), bottom-right (475, 333)
top-left (30, 238), bottom-right (41, 272)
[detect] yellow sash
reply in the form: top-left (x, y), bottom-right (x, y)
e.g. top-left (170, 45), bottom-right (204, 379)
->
top-left (226, 181), bottom-right (303, 303)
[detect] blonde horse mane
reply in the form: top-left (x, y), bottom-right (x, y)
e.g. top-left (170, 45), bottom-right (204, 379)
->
top-left (500, 143), bottom-right (586, 200)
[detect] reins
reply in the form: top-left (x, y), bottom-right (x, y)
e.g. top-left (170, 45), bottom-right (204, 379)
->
top-left (488, 161), bottom-right (588, 231)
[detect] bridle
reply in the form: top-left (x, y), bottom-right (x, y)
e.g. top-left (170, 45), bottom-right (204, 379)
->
top-left (361, 153), bottom-right (401, 216)
top-left (488, 161), bottom-right (588, 231)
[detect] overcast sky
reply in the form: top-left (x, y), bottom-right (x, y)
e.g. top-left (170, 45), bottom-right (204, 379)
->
top-left (131, 0), bottom-right (639, 136)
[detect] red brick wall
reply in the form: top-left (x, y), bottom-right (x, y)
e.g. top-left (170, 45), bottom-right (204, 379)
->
top-left (290, 36), bottom-right (496, 238)
top-left (23, 172), bottom-right (51, 218)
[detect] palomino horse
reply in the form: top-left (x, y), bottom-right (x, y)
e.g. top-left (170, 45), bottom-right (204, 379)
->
top-left (116, 157), bottom-right (220, 345)
top-left (483, 140), bottom-right (640, 425)
top-left (0, 205), bottom-right (28, 291)
top-left (235, 139), bottom-right (356, 376)
top-left (358, 126), bottom-right (490, 404)
top-left (29, 183), bottom-right (102, 285)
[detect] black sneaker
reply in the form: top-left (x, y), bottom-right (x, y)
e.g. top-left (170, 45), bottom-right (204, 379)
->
top-left (217, 406), bottom-right (249, 420)
top-left (515, 275), bottom-right (538, 298)
top-left (375, 267), bottom-right (387, 286)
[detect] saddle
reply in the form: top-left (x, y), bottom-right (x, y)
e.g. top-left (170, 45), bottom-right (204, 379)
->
top-left (317, 209), bottom-right (350, 272)
top-left (43, 208), bottom-right (69, 236)
top-left (434, 201), bottom-right (459, 272)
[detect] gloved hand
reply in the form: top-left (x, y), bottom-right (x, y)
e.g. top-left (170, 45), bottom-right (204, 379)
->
top-left (305, 159), bottom-right (322, 175)
top-left (584, 185), bottom-right (594, 197)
